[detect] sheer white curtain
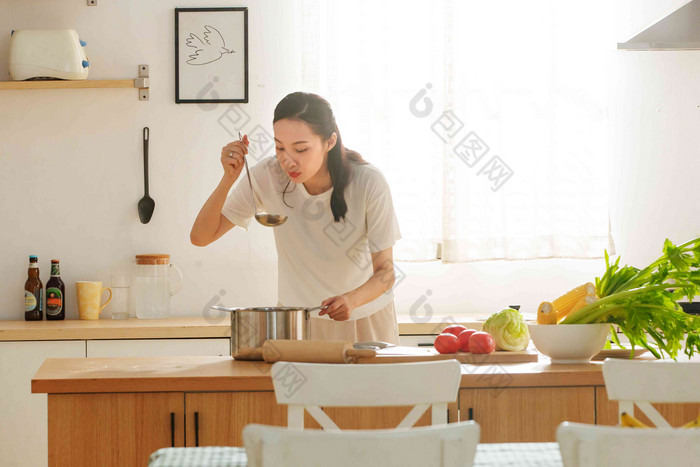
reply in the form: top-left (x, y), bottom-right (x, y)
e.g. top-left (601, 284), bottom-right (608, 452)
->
top-left (301, 0), bottom-right (615, 261)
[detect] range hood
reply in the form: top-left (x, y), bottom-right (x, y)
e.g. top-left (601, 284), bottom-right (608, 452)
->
top-left (618, 0), bottom-right (700, 50)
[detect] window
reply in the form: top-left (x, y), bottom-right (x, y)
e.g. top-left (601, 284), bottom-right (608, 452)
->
top-left (301, 0), bottom-right (615, 261)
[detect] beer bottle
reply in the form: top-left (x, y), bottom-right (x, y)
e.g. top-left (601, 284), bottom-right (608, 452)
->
top-left (24, 255), bottom-right (43, 321)
top-left (46, 260), bottom-right (65, 320)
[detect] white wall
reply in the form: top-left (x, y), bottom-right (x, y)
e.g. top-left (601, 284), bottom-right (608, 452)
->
top-left (0, 0), bottom-right (697, 321)
top-left (610, 0), bottom-right (700, 265)
top-left (0, 0), bottom-right (299, 320)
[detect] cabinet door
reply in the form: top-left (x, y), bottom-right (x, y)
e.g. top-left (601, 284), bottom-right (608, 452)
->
top-left (595, 386), bottom-right (700, 427)
top-left (459, 386), bottom-right (595, 443)
top-left (185, 392), bottom-right (434, 447)
top-left (0, 340), bottom-right (85, 467)
top-left (48, 392), bottom-right (184, 467)
top-left (185, 392), bottom-right (287, 447)
top-left (86, 338), bottom-right (229, 357)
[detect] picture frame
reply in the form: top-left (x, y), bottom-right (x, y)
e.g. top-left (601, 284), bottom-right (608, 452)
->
top-left (175, 7), bottom-right (248, 104)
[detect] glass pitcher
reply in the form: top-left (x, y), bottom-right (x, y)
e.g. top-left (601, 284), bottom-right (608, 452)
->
top-left (131, 254), bottom-right (183, 319)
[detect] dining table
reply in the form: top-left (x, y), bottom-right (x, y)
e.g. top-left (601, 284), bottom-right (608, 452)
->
top-left (147, 442), bottom-right (563, 466)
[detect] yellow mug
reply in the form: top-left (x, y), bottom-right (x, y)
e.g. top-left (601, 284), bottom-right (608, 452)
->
top-left (76, 281), bottom-right (112, 320)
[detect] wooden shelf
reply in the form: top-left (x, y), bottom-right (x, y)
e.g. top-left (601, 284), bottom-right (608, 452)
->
top-left (0, 79), bottom-right (135, 90)
top-left (0, 65), bottom-right (150, 99)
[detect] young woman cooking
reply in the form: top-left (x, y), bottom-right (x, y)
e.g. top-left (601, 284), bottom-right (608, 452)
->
top-left (190, 92), bottom-right (402, 344)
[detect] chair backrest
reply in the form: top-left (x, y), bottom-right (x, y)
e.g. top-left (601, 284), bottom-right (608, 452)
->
top-left (270, 360), bottom-right (461, 429)
top-left (243, 420), bottom-right (480, 467)
top-left (557, 422), bottom-right (700, 467)
top-left (602, 359), bottom-right (700, 427)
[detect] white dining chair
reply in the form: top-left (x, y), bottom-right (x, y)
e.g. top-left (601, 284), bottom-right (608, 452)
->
top-left (602, 359), bottom-right (700, 427)
top-left (270, 360), bottom-right (461, 429)
top-left (243, 420), bottom-right (480, 467)
top-left (557, 422), bottom-right (700, 467)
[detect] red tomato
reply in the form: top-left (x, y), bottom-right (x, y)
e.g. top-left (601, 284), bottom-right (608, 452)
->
top-left (434, 333), bottom-right (460, 354)
top-left (442, 324), bottom-right (467, 337)
top-left (457, 329), bottom-right (478, 352)
top-left (469, 332), bottom-right (496, 354)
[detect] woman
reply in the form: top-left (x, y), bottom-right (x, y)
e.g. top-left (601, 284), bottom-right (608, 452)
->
top-left (190, 92), bottom-right (401, 344)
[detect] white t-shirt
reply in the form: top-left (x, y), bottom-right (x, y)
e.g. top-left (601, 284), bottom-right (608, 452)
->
top-left (222, 156), bottom-right (401, 321)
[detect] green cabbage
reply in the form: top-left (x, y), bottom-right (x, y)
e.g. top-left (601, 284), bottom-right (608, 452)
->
top-left (482, 308), bottom-right (530, 351)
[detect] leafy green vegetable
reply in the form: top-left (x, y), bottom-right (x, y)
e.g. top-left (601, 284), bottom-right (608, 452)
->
top-left (561, 237), bottom-right (700, 359)
top-left (483, 308), bottom-right (530, 351)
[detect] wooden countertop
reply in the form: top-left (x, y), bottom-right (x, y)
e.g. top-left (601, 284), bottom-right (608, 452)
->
top-left (32, 356), bottom-right (606, 394)
top-left (0, 316), bottom-right (483, 341)
top-left (0, 317), bottom-right (231, 341)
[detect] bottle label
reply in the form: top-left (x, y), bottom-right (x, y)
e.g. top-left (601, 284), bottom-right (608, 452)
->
top-left (50, 263), bottom-right (60, 276)
top-left (46, 288), bottom-right (63, 315)
top-left (25, 291), bottom-right (37, 311)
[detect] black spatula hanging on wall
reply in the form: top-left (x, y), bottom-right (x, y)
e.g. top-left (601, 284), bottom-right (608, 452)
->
top-left (138, 127), bottom-right (155, 223)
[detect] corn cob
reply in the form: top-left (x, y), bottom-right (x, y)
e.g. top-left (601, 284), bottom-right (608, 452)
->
top-left (537, 301), bottom-right (557, 325)
top-left (681, 412), bottom-right (700, 428)
top-left (557, 294), bottom-right (597, 324)
top-left (620, 411), bottom-right (649, 428)
top-left (552, 282), bottom-right (596, 315)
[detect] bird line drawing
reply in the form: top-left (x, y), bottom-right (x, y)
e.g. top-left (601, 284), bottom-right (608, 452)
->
top-left (185, 25), bottom-right (234, 66)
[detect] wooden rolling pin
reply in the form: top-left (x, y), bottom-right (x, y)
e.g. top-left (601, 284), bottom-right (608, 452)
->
top-left (236, 339), bottom-right (377, 363)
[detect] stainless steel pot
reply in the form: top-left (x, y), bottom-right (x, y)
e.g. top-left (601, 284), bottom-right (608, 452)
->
top-left (211, 305), bottom-right (321, 358)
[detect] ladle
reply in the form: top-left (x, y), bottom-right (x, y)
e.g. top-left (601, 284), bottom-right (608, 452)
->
top-left (239, 131), bottom-right (288, 227)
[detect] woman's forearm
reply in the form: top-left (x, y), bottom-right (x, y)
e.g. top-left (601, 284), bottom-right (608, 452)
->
top-left (346, 266), bottom-right (396, 309)
top-left (190, 175), bottom-right (236, 245)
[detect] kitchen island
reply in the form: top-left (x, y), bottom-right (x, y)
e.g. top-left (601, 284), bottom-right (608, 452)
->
top-left (32, 355), bottom-right (700, 467)
top-left (0, 315), bottom-right (490, 467)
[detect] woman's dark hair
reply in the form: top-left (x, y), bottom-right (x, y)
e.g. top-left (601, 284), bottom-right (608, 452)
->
top-left (273, 92), bottom-right (366, 222)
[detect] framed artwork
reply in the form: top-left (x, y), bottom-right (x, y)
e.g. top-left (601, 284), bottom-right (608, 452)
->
top-left (175, 7), bottom-right (248, 103)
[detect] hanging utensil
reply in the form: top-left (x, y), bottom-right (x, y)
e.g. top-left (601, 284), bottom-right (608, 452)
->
top-left (137, 127), bottom-right (155, 224)
top-left (238, 131), bottom-right (288, 227)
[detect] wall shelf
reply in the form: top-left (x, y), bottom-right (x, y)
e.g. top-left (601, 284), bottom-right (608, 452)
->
top-left (0, 64), bottom-right (150, 100)
top-left (0, 79), bottom-right (132, 90)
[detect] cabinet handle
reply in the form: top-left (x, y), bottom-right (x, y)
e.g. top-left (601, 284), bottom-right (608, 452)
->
top-left (170, 412), bottom-right (175, 447)
top-left (194, 411), bottom-right (200, 447)
top-left (468, 408), bottom-right (474, 421)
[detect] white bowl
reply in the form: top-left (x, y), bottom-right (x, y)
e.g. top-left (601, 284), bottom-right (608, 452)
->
top-left (528, 323), bottom-right (610, 364)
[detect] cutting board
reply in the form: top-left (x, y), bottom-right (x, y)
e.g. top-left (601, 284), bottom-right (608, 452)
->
top-left (355, 346), bottom-right (539, 364)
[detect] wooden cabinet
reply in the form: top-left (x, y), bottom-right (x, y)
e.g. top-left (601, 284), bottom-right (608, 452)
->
top-left (317, 405), bottom-right (432, 430)
top-left (47, 392), bottom-right (184, 467)
top-left (184, 391), bottom-right (433, 447)
top-left (459, 386), bottom-right (596, 443)
top-left (2, 337), bottom-right (227, 467)
top-left (43, 389), bottom-right (434, 464)
top-left (0, 341), bottom-right (85, 467)
top-left (185, 392), bottom-right (287, 446)
top-left (595, 386), bottom-right (700, 427)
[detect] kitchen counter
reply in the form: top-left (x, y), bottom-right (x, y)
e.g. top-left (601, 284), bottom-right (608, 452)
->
top-left (0, 315), bottom-right (483, 341)
top-left (31, 355), bottom-right (606, 394)
top-left (0, 317), bottom-right (230, 341)
top-left (38, 355), bottom-right (700, 461)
